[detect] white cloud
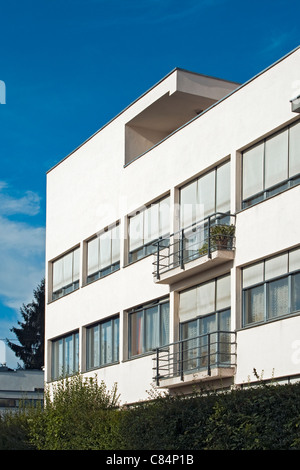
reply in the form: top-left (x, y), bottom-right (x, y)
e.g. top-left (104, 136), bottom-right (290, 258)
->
top-left (0, 184), bottom-right (45, 313)
top-left (0, 184), bottom-right (41, 216)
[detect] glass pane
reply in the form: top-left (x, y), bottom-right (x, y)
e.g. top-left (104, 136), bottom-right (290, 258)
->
top-left (99, 231), bottom-right (111, 269)
top-left (289, 121), bottom-right (300, 177)
top-left (219, 309), bottom-right (231, 363)
top-left (53, 257), bottom-right (64, 292)
top-left (101, 320), bottom-right (112, 365)
top-left (242, 143), bottom-right (264, 200)
top-left (160, 302), bottom-right (169, 346)
top-left (199, 171), bottom-right (215, 219)
top-left (91, 325), bottom-right (100, 369)
top-left (181, 320), bottom-right (198, 371)
top-left (52, 338), bottom-right (63, 379)
top-left (145, 306), bottom-right (159, 352)
top-left (87, 238), bottom-right (99, 276)
top-left (180, 180), bottom-right (198, 228)
top-left (179, 288), bottom-right (197, 322)
top-left (243, 262), bottom-right (264, 288)
top-left (144, 204), bottom-right (159, 244)
top-left (291, 273), bottom-right (300, 313)
top-left (265, 253), bottom-right (288, 280)
top-left (265, 129), bottom-right (288, 189)
top-left (113, 318), bottom-right (119, 362)
top-left (159, 197), bottom-right (170, 236)
top-left (73, 249), bottom-right (80, 281)
top-left (197, 280), bottom-right (215, 316)
top-left (130, 311), bottom-right (144, 357)
top-left (74, 333), bottom-right (79, 374)
top-left (200, 314), bottom-right (217, 367)
top-left (216, 275), bottom-right (231, 310)
top-left (129, 212), bottom-right (144, 252)
top-left (244, 285), bottom-right (265, 325)
top-left (267, 277), bottom-right (289, 319)
top-left (64, 335), bottom-right (73, 375)
top-left (289, 248), bottom-right (300, 272)
top-left (216, 162), bottom-right (230, 213)
top-left (111, 225), bottom-right (120, 265)
top-left (62, 252), bottom-right (73, 287)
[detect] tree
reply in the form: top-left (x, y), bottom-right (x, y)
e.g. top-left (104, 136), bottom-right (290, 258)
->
top-left (7, 278), bottom-right (45, 369)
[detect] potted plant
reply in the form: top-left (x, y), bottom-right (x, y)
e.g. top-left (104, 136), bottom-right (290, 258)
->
top-left (210, 224), bottom-right (235, 251)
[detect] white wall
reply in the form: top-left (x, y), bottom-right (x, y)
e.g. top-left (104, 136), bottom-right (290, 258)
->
top-left (45, 48), bottom-right (300, 403)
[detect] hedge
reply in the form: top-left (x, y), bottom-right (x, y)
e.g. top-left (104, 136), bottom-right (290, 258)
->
top-left (1, 376), bottom-right (300, 450)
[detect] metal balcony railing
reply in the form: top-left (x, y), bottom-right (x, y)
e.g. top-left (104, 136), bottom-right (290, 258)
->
top-left (153, 330), bottom-right (237, 386)
top-left (152, 212), bottom-right (236, 280)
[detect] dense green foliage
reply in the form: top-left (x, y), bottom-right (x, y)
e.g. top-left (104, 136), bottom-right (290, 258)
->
top-left (1, 376), bottom-right (300, 450)
top-left (7, 278), bottom-right (45, 369)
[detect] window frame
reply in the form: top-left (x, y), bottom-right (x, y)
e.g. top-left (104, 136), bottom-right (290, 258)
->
top-left (179, 160), bottom-right (231, 230)
top-left (51, 247), bottom-right (80, 301)
top-left (128, 195), bottom-right (170, 263)
top-left (51, 330), bottom-right (79, 380)
top-left (86, 222), bottom-right (120, 284)
top-left (242, 120), bottom-right (300, 209)
top-left (242, 248), bottom-right (300, 327)
top-left (86, 315), bottom-right (120, 371)
top-left (128, 298), bottom-right (169, 359)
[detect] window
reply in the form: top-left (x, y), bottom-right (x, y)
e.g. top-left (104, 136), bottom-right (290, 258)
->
top-left (52, 331), bottom-right (79, 380)
top-left (87, 223), bottom-right (120, 283)
top-left (242, 120), bottom-right (300, 208)
top-left (128, 298), bottom-right (169, 358)
top-left (180, 161), bottom-right (230, 229)
top-left (86, 316), bottom-right (119, 370)
top-left (179, 275), bottom-right (231, 371)
top-left (128, 196), bottom-right (170, 263)
top-left (52, 247), bottom-right (80, 300)
top-left (242, 247), bottom-right (300, 326)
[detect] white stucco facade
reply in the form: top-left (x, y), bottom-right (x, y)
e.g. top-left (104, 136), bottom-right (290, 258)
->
top-left (45, 47), bottom-right (300, 404)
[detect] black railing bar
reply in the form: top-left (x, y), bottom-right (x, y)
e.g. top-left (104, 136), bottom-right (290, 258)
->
top-left (154, 331), bottom-right (236, 352)
top-left (152, 212), bottom-right (236, 246)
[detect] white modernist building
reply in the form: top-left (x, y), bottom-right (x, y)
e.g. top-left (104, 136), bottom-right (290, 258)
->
top-left (45, 47), bottom-right (300, 404)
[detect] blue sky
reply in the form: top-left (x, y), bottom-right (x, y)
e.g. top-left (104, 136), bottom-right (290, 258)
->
top-left (0, 0), bottom-right (299, 367)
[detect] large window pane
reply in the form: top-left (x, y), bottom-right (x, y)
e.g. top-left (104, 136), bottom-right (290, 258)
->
top-left (180, 180), bottom-right (198, 228)
top-left (216, 275), bottom-right (231, 310)
top-left (265, 253), bottom-right (288, 280)
top-left (129, 197), bottom-right (170, 259)
top-left (265, 129), bottom-right (288, 188)
top-left (290, 248), bottom-right (300, 272)
top-left (145, 306), bottom-right (159, 352)
top-left (289, 121), bottom-right (300, 177)
top-left (243, 262), bottom-right (264, 288)
top-left (179, 288), bottom-right (197, 323)
top-left (87, 224), bottom-right (120, 282)
top-left (291, 273), bottom-right (300, 313)
top-left (216, 162), bottom-right (231, 213)
top-left (52, 248), bottom-right (80, 299)
top-left (242, 143), bottom-right (264, 200)
top-left (52, 332), bottom-right (79, 380)
top-left (130, 311), bottom-right (144, 357)
top-left (99, 231), bottom-right (111, 270)
top-left (129, 212), bottom-right (143, 252)
top-left (244, 285), bottom-right (264, 325)
top-left (199, 171), bottom-right (215, 218)
top-left (87, 237), bottom-right (99, 276)
top-left (87, 317), bottom-right (119, 370)
top-left (197, 280), bottom-right (215, 316)
top-left (129, 300), bottom-right (169, 357)
top-left (267, 277), bottom-right (289, 319)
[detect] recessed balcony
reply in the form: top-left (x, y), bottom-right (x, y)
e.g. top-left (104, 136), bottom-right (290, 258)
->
top-left (152, 213), bottom-right (236, 284)
top-left (152, 330), bottom-right (236, 389)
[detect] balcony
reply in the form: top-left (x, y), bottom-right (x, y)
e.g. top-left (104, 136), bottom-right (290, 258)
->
top-left (152, 213), bottom-right (236, 284)
top-left (153, 330), bottom-right (236, 389)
